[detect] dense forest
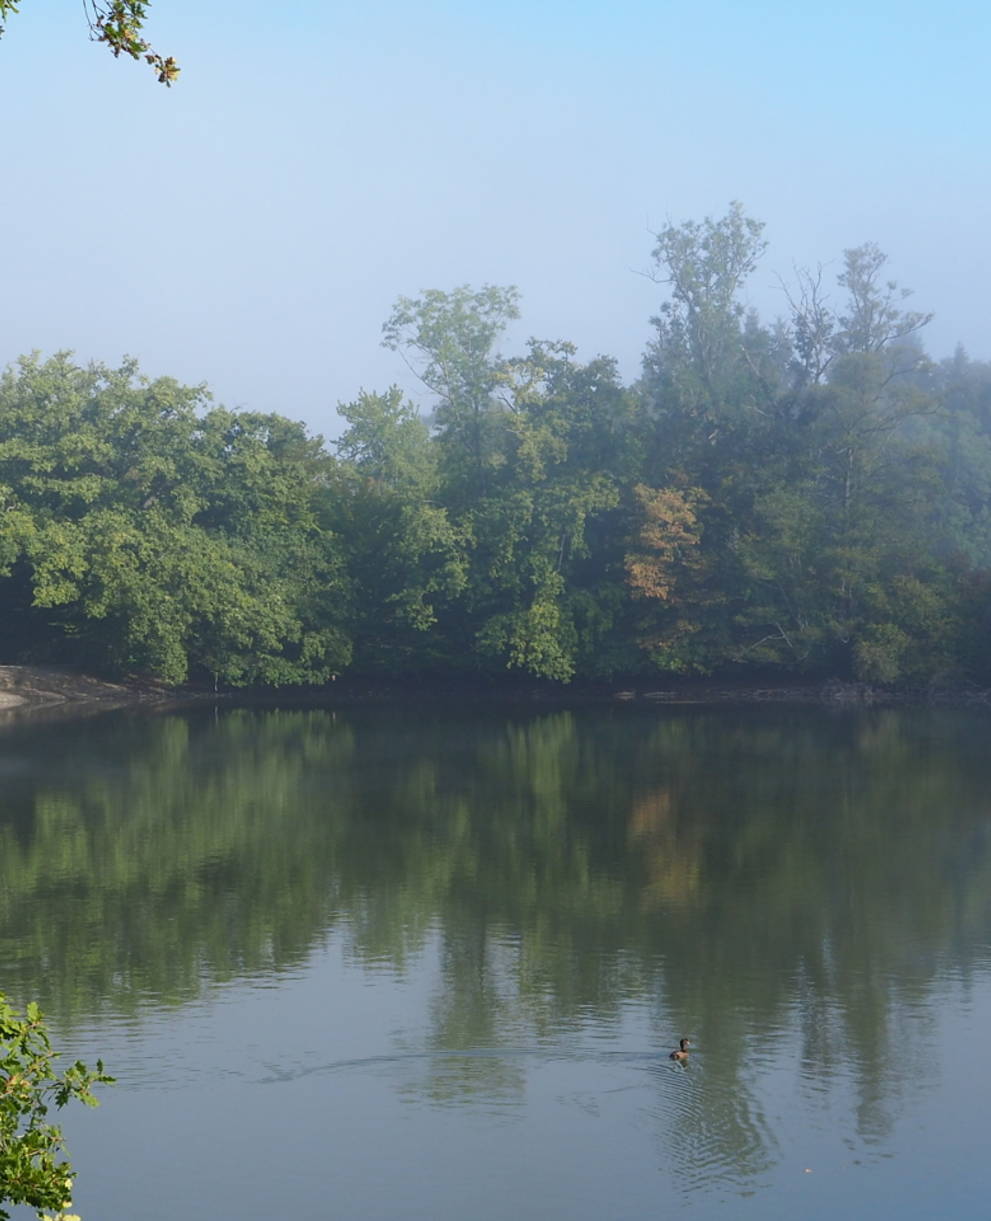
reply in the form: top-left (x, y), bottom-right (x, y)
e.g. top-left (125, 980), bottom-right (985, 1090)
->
top-left (2, 205), bottom-right (990, 689)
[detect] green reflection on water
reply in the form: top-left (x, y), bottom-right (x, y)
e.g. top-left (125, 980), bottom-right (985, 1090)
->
top-left (1, 702), bottom-right (989, 1186)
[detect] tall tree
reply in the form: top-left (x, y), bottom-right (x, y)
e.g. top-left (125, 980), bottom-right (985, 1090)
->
top-left (634, 204), bottom-right (780, 672)
top-left (731, 246), bottom-right (949, 680)
top-left (330, 387), bottom-right (467, 669)
top-left (468, 341), bottom-right (626, 681)
top-left (641, 201), bottom-right (771, 461)
top-left (382, 285), bottom-right (520, 503)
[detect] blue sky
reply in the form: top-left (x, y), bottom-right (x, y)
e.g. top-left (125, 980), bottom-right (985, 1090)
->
top-left (2, 0), bottom-right (989, 438)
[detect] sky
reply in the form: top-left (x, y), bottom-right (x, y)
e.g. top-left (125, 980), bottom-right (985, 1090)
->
top-left (2, 0), bottom-right (989, 440)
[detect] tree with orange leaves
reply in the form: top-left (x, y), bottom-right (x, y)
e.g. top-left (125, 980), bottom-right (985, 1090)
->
top-left (625, 483), bottom-right (715, 671)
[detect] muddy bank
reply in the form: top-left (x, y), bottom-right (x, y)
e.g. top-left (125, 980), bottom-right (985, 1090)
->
top-left (0, 665), bottom-right (181, 715)
top-left (0, 665), bottom-right (988, 720)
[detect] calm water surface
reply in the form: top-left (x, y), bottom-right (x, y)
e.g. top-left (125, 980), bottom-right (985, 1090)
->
top-left (2, 702), bottom-right (990, 1219)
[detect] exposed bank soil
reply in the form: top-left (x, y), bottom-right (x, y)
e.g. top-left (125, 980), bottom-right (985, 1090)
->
top-left (0, 665), bottom-right (988, 719)
top-left (0, 665), bottom-right (179, 714)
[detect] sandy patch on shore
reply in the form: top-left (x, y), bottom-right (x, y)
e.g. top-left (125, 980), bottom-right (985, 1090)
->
top-left (0, 665), bottom-right (173, 714)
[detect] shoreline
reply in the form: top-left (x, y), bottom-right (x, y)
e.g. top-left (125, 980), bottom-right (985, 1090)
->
top-left (0, 665), bottom-right (185, 716)
top-left (1, 664), bottom-right (989, 719)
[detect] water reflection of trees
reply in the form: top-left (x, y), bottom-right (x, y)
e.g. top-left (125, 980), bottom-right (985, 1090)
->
top-left (1, 703), bottom-right (990, 1184)
top-left (0, 710), bottom-right (358, 1014)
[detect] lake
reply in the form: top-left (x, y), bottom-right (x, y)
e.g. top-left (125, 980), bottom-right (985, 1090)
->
top-left (2, 700), bottom-right (990, 1219)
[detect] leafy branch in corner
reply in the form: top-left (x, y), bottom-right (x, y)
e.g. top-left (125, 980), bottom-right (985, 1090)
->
top-left (0, 993), bottom-right (113, 1221)
top-left (0, 1), bottom-right (178, 84)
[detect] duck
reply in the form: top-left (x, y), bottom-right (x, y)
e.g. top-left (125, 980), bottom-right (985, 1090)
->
top-left (669, 1038), bottom-right (691, 1061)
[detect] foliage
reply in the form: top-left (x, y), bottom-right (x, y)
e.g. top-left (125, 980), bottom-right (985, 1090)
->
top-left (641, 201), bottom-right (769, 444)
top-left (3, 210), bottom-right (991, 688)
top-left (382, 285), bottom-right (520, 500)
top-left (624, 483), bottom-right (714, 673)
top-left (462, 341), bottom-right (624, 680)
top-left (330, 388), bottom-right (467, 668)
top-left (0, 355), bottom-right (351, 685)
top-left (625, 484), bottom-right (707, 602)
top-left (0, 992), bottom-right (111, 1220)
top-left (0, 1), bottom-right (178, 83)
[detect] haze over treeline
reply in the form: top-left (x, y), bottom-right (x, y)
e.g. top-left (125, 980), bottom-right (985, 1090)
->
top-left (2, 206), bottom-right (990, 689)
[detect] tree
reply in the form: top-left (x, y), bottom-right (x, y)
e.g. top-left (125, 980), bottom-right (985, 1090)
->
top-left (729, 246), bottom-right (947, 680)
top-left (0, 992), bottom-right (112, 1221)
top-left (624, 482), bottom-right (716, 672)
top-left (330, 388), bottom-right (467, 669)
top-left (382, 285), bottom-right (520, 501)
top-left (0, 355), bottom-right (352, 685)
top-left (641, 201), bottom-right (769, 450)
top-left (0, 1), bottom-right (178, 84)
top-left (469, 341), bottom-right (627, 680)
top-left (925, 349), bottom-right (991, 566)
top-left (833, 243), bottom-right (932, 356)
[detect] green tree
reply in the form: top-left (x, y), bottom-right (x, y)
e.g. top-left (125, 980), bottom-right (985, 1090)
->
top-left (468, 341), bottom-right (627, 680)
top-left (382, 285), bottom-right (520, 501)
top-left (0, 992), bottom-right (111, 1220)
top-left (641, 201), bottom-right (770, 456)
top-left (724, 245), bottom-right (959, 681)
top-left (0, 355), bottom-right (351, 685)
top-left (634, 212), bottom-right (961, 683)
top-left (922, 349), bottom-right (991, 566)
top-left (635, 203), bottom-right (781, 672)
top-left (330, 388), bottom-right (467, 669)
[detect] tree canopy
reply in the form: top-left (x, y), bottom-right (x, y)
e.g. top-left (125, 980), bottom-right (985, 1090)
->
top-left (3, 208), bottom-right (991, 689)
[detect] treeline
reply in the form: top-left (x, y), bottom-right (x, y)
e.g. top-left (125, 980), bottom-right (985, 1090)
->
top-left (2, 204), bottom-right (991, 688)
